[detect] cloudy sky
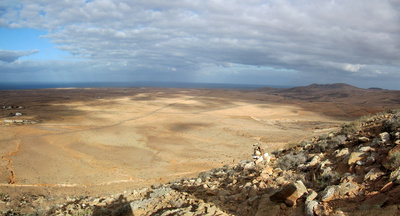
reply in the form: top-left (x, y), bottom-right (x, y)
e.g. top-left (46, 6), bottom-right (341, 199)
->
top-left (0, 0), bottom-right (399, 89)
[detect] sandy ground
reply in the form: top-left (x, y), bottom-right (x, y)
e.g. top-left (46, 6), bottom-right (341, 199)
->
top-left (0, 87), bottom-right (399, 197)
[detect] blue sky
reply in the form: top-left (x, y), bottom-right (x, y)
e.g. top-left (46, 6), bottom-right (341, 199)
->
top-left (0, 0), bottom-right (400, 89)
top-left (0, 28), bottom-right (70, 60)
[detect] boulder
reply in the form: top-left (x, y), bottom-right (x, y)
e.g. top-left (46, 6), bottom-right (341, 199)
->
top-left (270, 181), bottom-right (307, 207)
top-left (285, 181), bottom-right (308, 207)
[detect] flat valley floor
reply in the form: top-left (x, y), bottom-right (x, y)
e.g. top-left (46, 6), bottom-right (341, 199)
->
top-left (1, 86), bottom-right (399, 197)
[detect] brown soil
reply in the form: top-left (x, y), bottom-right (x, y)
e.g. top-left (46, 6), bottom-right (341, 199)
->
top-left (0, 85), bottom-right (399, 199)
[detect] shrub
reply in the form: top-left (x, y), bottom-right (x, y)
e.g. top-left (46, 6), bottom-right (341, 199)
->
top-left (340, 122), bottom-right (359, 136)
top-left (277, 152), bottom-right (307, 171)
top-left (317, 170), bottom-right (339, 186)
top-left (314, 140), bottom-right (328, 152)
top-left (384, 151), bottom-right (400, 171)
top-left (332, 135), bottom-right (346, 146)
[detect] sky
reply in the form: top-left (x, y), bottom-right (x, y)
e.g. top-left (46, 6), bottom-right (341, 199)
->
top-left (0, 0), bottom-right (399, 89)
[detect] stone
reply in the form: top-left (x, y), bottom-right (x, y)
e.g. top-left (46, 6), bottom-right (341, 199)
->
top-left (359, 137), bottom-right (370, 143)
top-left (380, 132), bottom-right (391, 143)
top-left (285, 181), bottom-right (308, 207)
top-left (395, 140), bottom-right (400, 145)
top-left (359, 146), bottom-right (372, 152)
top-left (276, 177), bottom-right (286, 185)
top-left (348, 152), bottom-right (365, 165)
top-left (305, 200), bottom-right (318, 216)
top-left (336, 148), bottom-right (349, 158)
top-left (337, 182), bottom-right (359, 197)
top-left (263, 153), bottom-right (271, 163)
top-left (244, 162), bottom-right (257, 172)
top-left (306, 190), bottom-right (318, 202)
top-left (364, 168), bottom-right (385, 181)
top-left (321, 186), bottom-right (336, 202)
top-left (270, 181), bottom-right (307, 207)
top-left (389, 167), bottom-right (400, 183)
top-left (270, 183), bottom-right (297, 203)
top-left (307, 155), bottom-right (321, 167)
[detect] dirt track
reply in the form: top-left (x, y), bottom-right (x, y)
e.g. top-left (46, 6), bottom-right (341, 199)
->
top-left (0, 86), bottom-right (399, 197)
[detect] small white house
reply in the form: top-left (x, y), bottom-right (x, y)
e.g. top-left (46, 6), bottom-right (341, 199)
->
top-left (15, 112), bottom-right (22, 116)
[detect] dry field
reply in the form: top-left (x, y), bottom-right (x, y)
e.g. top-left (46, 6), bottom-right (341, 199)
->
top-left (1, 85), bottom-right (399, 197)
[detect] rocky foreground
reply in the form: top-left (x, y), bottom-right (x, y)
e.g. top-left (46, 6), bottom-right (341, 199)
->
top-left (2, 109), bottom-right (400, 215)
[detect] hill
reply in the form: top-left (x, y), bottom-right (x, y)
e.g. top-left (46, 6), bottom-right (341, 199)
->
top-left (2, 109), bottom-right (400, 215)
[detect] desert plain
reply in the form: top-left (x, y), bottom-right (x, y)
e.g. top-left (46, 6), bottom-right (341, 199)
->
top-left (1, 84), bottom-right (400, 198)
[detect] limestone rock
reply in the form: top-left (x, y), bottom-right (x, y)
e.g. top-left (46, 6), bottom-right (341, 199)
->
top-left (348, 152), bottom-right (364, 165)
top-left (305, 200), bottom-right (318, 216)
top-left (358, 137), bottom-right (370, 143)
top-left (364, 168), bottom-right (385, 181)
top-left (306, 190), bottom-right (318, 202)
top-left (270, 181), bottom-right (307, 207)
top-left (285, 181), bottom-right (308, 207)
top-left (321, 186), bottom-right (336, 202)
top-left (307, 155), bottom-right (321, 167)
top-left (336, 148), bottom-right (349, 158)
top-left (270, 184), bottom-right (297, 203)
top-left (380, 132), bottom-right (391, 143)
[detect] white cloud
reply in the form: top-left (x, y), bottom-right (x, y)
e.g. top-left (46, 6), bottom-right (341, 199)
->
top-left (0, 50), bottom-right (39, 63)
top-left (343, 64), bottom-right (363, 72)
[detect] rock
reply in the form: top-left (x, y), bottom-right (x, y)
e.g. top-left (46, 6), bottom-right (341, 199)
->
top-left (321, 186), bottom-right (336, 202)
top-left (270, 183), bottom-right (297, 203)
top-left (380, 132), bottom-right (391, 143)
top-left (336, 182), bottom-right (359, 197)
top-left (285, 181), bottom-right (308, 207)
top-left (321, 182), bottom-right (359, 202)
top-left (359, 146), bottom-right (372, 152)
top-left (276, 177), bottom-right (286, 185)
top-left (395, 140), bottom-right (400, 145)
top-left (307, 155), bottom-right (321, 167)
top-left (244, 162), bottom-right (257, 172)
top-left (270, 181), bottom-right (307, 207)
top-left (305, 200), bottom-right (318, 216)
top-left (336, 148), bottom-right (349, 158)
top-left (364, 168), bottom-right (385, 181)
top-left (306, 190), bottom-right (318, 202)
top-left (389, 167), bottom-right (400, 183)
top-left (359, 137), bottom-right (370, 143)
top-left (263, 153), bottom-right (271, 163)
top-left (348, 152), bottom-right (365, 165)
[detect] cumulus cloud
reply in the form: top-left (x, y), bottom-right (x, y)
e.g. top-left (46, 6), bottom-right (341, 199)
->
top-left (0, 0), bottom-right (400, 88)
top-left (0, 50), bottom-right (39, 63)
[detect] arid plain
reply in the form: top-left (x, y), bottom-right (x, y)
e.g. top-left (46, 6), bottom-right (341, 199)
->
top-left (1, 84), bottom-right (400, 197)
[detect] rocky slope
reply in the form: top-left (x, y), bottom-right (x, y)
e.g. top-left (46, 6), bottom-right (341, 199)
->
top-left (2, 109), bottom-right (400, 215)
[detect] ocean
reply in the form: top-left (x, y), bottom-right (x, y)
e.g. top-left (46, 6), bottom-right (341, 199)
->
top-left (0, 82), bottom-right (292, 90)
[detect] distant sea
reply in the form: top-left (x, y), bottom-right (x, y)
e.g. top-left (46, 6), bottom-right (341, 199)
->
top-left (0, 82), bottom-right (292, 90)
